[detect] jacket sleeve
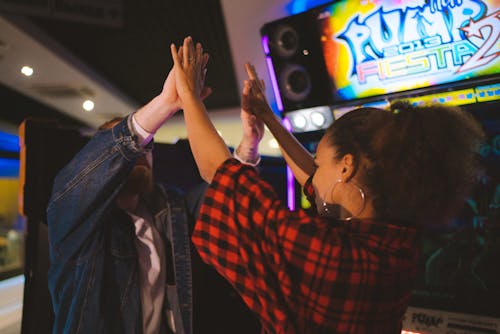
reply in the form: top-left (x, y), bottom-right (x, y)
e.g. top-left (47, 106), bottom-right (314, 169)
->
top-left (184, 182), bottom-right (208, 232)
top-left (46, 115), bottom-right (149, 261)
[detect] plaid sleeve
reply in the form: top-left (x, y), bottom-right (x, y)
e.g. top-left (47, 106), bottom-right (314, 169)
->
top-left (302, 175), bottom-right (320, 216)
top-left (192, 158), bottom-right (310, 331)
top-left (303, 175), bottom-right (315, 202)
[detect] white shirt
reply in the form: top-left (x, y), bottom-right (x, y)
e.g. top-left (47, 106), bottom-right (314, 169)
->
top-left (130, 114), bottom-right (167, 333)
top-left (129, 208), bottom-right (166, 334)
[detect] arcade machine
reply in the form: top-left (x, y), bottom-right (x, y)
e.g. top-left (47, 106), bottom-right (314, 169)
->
top-left (261, 1), bottom-right (500, 333)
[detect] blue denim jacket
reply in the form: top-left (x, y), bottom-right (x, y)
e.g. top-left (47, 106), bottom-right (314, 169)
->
top-left (46, 116), bottom-right (193, 334)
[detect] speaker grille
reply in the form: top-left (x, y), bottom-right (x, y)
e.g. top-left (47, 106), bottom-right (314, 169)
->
top-left (261, 9), bottom-right (333, 114)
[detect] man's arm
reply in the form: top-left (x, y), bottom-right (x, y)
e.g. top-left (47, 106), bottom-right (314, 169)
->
top-left (134, 48), bottom-right (210, 134)
top-left (47, 55), bottom-right (210, 261)
top-left (47, 116), bottom-right (148, 261)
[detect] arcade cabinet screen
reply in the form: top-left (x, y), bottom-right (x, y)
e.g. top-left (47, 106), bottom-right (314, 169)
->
top-left (316, 0), bottom-right (500, 102)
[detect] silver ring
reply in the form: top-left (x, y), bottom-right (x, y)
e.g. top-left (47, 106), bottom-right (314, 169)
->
top-left (188, 57), bottom-right (195, 64)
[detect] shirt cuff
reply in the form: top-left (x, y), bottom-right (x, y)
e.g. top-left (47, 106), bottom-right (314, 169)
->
top-left (131, 114), bottom-right (155, 147)
top-left (233, 149), bottom-right (261, 167)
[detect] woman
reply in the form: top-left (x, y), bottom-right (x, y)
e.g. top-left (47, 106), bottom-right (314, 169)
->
top-left (170, 37), bottom-right (484, 333)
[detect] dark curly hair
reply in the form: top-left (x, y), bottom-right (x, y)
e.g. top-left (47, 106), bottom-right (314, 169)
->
top-left (324, 101), bottom-right (485, 226)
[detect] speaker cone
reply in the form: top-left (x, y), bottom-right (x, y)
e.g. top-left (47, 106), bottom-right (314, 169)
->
top-left (280, 64), bottom-right (312, 102)
top-left (271, 25), bottom-right (299, 58)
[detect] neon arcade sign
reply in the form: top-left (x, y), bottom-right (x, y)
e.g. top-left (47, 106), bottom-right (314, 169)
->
top-left (320, 0), bottom-right (500, 100)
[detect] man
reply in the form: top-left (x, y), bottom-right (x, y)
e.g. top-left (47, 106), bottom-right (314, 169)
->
top-left (46, 44), bottom-right (261, 334)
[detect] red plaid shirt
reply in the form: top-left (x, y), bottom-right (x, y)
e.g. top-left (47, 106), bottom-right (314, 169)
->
top-left (192, 159), bottom-right (419, 334)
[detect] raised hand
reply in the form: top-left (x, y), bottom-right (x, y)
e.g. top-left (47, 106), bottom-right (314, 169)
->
top-left (171, 37), bottom-right (231, 182)
top-left (159, 67), bottom-right (181, 111)
top-left (133, 38), bottom-right (210, 134)
top-left (241, 63), bottom-right (316, 180)
top-left (170, 37), bottom-right (210, 104)
top-left (244, 62), bottom-right (265, 91)
top-left (241, 63), bottom-right (274, 120)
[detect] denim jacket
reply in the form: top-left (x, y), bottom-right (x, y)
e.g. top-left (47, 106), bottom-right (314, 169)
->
top-left (46, 116), bottom-right (193, 334)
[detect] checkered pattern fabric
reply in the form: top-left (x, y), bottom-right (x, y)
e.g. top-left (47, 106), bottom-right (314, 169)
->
top-left (192, 159), bottom-right (419, 333)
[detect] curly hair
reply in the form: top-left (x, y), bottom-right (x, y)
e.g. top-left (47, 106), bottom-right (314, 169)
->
top-left (324, 101), bottom-right (485, 226)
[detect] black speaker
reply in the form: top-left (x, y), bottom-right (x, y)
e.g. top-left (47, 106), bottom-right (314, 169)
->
top-left (261, 9), bottom-right (333, 114)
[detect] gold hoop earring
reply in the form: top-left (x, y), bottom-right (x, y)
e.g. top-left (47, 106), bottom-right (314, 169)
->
top-left (320, 179), bottom-right (366, 220)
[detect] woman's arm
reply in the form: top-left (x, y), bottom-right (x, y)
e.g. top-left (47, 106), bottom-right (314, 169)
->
top-left (171, 37), bottom-right (231, 183)
top-left (243, 63), bottom-right (316, 185)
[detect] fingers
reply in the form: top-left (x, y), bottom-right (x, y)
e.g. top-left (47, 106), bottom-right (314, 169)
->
top-left (170, 43), bottom-right (181, 68)
top-left (182, 37), bottom-right (189, 67)
top-left (176, 37), bottom-right (206, 69)
top-left (200, 53), bottom-right (209, 83)
top-left (245, 62), bottom-right (266, 92)
top-left (248, 80), bottom-right (261, 97)
top-left (243, 80), bottom-right (264, 102)
top-left (196, 42), bottom-right (202, 66)
top-left (181, 36), bottom-right (197, 68)
top-left (178, 46), bottom-right (183, 60)
top-left (172, 36), bottom-right (211, 98)
top-left (243, 80), bottom-right (250, 95)
top-left (245, 62), bottom-right (258, 80)
top-left (202, 53), bottom-right (209, 68)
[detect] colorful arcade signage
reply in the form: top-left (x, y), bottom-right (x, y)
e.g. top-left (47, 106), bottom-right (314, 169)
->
top-left (317, 0), bottom-right (500, 101)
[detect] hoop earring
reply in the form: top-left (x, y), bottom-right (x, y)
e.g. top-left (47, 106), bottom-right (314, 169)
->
top-left (320, 179), bottom-right (366, 221)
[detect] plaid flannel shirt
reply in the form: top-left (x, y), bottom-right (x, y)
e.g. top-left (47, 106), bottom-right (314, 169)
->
top-left (192, 159), bottom-right (419, 334)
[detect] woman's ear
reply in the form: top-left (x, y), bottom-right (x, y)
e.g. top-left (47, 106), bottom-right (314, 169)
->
top-left (340, 154), bottom-right (356, 182)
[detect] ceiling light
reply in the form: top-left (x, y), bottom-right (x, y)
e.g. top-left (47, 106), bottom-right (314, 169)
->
top-left (21, 66), bottom-right (33, 77)
top-left (292, 114), bottom-right (307, 129)
top-left (310, 112), bottom-right (326, 127)
top-left (83, 100), bottom-right (95, 111)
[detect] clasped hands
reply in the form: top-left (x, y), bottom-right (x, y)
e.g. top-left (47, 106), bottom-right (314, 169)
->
top-left (168, 37), bottom-right (272, 120)
top-left (169, 36), bottom-right (210, 105)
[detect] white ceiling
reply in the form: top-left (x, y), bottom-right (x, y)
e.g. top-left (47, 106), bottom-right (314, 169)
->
top-left (0, 0), bottom-right (296, 156)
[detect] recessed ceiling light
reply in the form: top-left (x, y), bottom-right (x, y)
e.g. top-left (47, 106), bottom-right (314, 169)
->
top-left (83, 100), bottom-right (95, 111)
top-left (21, 66), bottom-right (34, 77)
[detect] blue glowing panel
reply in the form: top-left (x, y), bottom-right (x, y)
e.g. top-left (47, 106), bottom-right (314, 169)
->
top-left (0, 131), bottom-right (20, 153)
top-left (0, 158), bottom-right (19, 178)
top-left (287, 0), bottom-right (333, 14)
